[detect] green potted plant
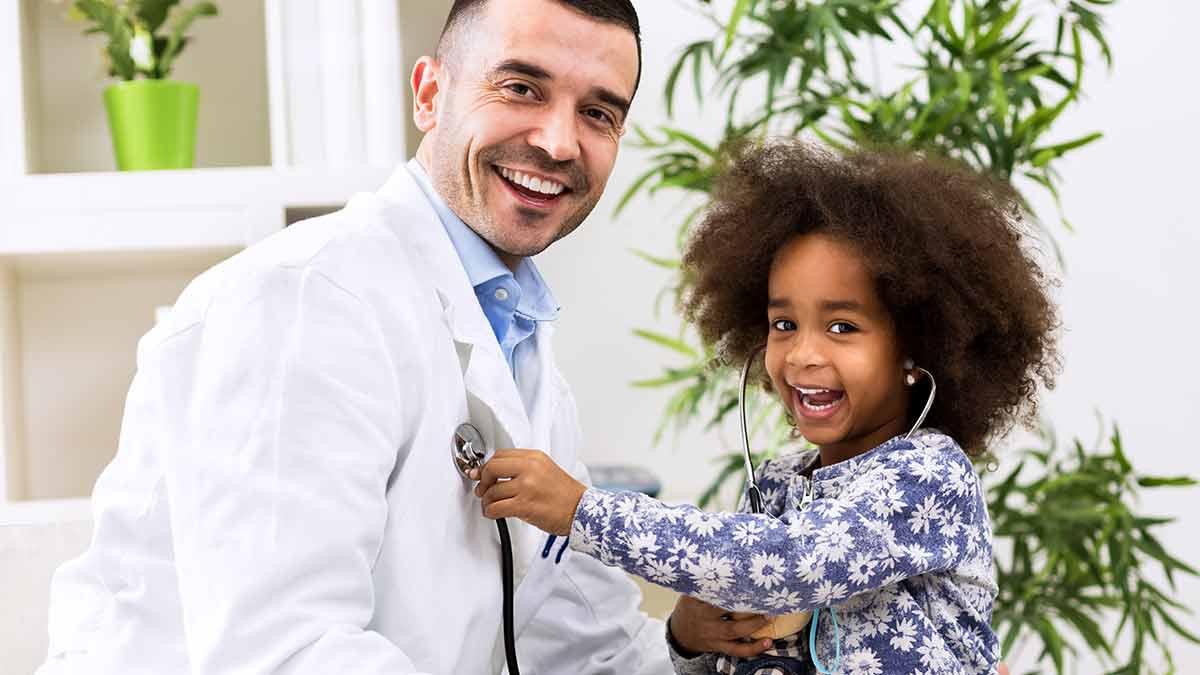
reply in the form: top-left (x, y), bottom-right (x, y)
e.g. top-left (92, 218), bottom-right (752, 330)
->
top-left (619, 0), bottom-right (1200, 672)
top-left (66, 0), bottom-right (219, 170)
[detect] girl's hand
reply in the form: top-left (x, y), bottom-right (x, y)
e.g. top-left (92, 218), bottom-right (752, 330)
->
top-left (471, 449), bottom-right (586, 536)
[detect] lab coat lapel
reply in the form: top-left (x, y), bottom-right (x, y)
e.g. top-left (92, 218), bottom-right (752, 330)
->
top-left (375, 167), bottom-right (532, 450)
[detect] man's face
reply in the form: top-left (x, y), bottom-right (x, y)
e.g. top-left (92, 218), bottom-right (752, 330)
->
top-left (418, 0), bottom-right (638, 265)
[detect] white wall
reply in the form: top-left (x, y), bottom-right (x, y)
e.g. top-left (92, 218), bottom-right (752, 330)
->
top-left (538, 0), bottom-right (1200, 669)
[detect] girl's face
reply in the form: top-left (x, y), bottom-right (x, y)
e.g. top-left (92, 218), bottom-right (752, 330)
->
top-left (765, 234), bottom-right (911, 461)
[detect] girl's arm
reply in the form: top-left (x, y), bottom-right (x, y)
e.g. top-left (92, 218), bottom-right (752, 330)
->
top-left (569, 443), bottom-right (986, 614)
top-left (473, 438), bottom-right (986, 615)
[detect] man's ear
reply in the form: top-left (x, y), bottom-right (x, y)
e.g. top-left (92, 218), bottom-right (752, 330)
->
top-left (411, 56), bottom-right (441, 133)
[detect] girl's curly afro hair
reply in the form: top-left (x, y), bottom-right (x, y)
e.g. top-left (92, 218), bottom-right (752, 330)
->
top-left (681, 139), bottom-right (1061, 455)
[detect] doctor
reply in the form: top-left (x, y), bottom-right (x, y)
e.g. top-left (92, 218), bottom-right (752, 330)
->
top-left (39, 0), bottom-right (757, 672)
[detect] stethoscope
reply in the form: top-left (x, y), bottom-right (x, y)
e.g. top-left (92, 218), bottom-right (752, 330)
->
top-left (735, 346), bottom-right (936, 674)
top-left (451, 423), bottom-right (521, 675)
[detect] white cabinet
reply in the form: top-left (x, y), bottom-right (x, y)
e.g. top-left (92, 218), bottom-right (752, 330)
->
top-left (0, 0), bottom-right (451, 503)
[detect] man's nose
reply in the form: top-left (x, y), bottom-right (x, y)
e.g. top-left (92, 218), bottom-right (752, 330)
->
top-left (528, 104), bottom-right (581, 163)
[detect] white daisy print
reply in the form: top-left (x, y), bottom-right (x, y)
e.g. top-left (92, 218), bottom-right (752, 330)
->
top-left (890, 618), bottom-right (918, 652)
top-left (844, 647), bottom-right (884, 675)
top-left (643, 557), bottom-right (678, 585)
top-left (684, 551), bottom-right (735, 595)
top-left (908, 493), bottom-right (942, 535)
top-left (684, 510), bottom-right (724, 537)
top-left (749, 551), bottom-right (787, 590)
top-left (732, 520), bottom-right (765, 547)
top-left (812, 579), bottom-right (849, 605)
top-left (848, 552), bottom-right (879, 586)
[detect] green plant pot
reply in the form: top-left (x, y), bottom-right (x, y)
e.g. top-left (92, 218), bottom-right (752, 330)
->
top-left (103, 80), bottom-right (199, 171)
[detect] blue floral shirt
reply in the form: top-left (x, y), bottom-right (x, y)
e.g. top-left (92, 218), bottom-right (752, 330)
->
top-left (570, 430), bottom-right (1000, 674)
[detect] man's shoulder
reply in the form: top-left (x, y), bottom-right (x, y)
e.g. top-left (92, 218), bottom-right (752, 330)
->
top-left (166, 195), bottom-right (433, 332)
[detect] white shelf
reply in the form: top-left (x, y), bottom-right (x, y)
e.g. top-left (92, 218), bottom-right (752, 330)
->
top-left (0, 0), bottom-right (453, 504)
top-left (0, 166), bottom-right (394, 255)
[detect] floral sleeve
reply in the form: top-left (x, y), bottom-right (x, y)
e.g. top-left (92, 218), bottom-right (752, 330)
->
top-left (568, 438), bottom-right (985, 614)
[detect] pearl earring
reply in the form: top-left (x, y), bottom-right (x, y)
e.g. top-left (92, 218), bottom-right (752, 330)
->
top-left (903, 358), bottom-right (916, 386)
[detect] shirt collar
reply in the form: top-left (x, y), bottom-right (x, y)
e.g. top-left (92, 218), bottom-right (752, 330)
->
top-left (406, 159), bottom-right (560, 322)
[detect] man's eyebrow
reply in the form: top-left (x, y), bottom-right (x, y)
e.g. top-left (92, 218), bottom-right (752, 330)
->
top-left (592, 87), bottom-right (631, 121)
top-left (490, 59), bottom-right (631, 121)
top-left (490, 59), bottom-right (552, 81)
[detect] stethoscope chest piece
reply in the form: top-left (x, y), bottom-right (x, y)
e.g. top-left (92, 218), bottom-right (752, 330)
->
top-left (452, 423), bottom-right (487, 479)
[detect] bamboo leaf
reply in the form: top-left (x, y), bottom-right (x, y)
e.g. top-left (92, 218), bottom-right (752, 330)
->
top-left (632, 329), bottom-right (699, 359)
top-left (1136, 476), bottom-right (1197, 488)
top-left (723, 0), bottom-right (753, 57)
top-left (629, 248), bottom-right (680, 270)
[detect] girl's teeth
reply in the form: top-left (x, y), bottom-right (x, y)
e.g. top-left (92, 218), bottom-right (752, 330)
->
top-left (794, 386), bottom-right (844, 411)
top-left (801, 397), bottom-right (839, 411)
top-left (499, 167), bottom-right (565, 196)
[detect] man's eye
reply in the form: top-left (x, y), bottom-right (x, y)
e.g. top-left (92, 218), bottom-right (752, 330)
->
top-left (584, 108), bottom-right (615, 126)
top-left (506, 83), bottom-right (535, 98)
top-left (771, 319), bottom-right (795, 332)
top-left (829, 322), bottom-right (856, 334)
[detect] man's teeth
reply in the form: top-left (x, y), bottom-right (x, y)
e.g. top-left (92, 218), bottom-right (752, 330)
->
top-left (499, 167), bottom-right (566, 196)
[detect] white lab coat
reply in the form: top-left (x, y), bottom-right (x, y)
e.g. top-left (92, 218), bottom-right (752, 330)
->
top-left (39, 167), bottom-right (672, 674)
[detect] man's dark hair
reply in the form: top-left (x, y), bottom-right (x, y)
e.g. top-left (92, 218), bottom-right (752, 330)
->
top-left (436, 0), bottom-right (642, 96)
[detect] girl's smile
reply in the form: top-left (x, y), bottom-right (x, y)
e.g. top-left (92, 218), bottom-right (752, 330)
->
top-left (765, 233), bottom-right (912, 466)
top-left (787, 384), bottom-right (846, 420)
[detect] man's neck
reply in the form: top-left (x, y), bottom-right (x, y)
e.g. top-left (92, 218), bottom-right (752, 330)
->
top-left (413, 148), bottom-right (524, 275)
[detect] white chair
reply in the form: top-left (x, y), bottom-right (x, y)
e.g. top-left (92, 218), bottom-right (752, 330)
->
top-left (0, 501), bottom-right (91, 675)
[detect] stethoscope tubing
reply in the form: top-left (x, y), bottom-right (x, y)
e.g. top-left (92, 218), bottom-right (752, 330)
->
top-left (496, 518), bottom-right (520, 675)
top-left (452, 423), bottom-right (520, 674)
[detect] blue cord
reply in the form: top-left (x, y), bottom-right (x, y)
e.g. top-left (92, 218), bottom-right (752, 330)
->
top-left (808, 607), bottom-right (841, 674)
top-left (554, 534), bottom-right (570, 564)
top-left (541, 534), bottom-right (557, 559)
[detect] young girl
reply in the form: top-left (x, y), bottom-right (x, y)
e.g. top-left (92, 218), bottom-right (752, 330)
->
top-left (472, 140), bottom-right (1059, 674)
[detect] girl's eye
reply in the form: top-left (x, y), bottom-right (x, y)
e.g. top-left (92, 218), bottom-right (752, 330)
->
top-left (829, 321), bottom-right (857, 335)
top-left (771, 319), bottom-right (795, 332)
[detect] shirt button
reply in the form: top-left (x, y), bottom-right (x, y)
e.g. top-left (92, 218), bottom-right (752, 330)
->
top-left (494, 288), bottom-right (510, 302)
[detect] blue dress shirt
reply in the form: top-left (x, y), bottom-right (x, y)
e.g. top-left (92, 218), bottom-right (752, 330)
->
top-left (407, 159), bottom-right (560, 374)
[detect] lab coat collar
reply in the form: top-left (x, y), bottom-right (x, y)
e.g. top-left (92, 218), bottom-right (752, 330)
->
top-left (373, 165), bottom-right (533, 450)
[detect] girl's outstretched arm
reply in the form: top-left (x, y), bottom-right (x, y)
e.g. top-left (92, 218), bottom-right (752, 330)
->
top-left (474, 436), bottom-right (987, 615)
top-left (585, 443), bottom-right (981, 614)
